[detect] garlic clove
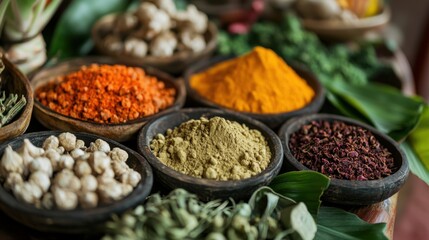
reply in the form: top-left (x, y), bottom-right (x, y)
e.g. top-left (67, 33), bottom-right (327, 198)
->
top-left (89, 151), bottom-right (111, 174)
top-left (44, 149), bottom-right (61, 171)
top-left (98, 179), bottom-right (123, 203)
top-left (59, 154), bottom-right (75, 170)
top-left (79, 191), bottom-right (98, 209)
top-left (53, 187), bottom-right (78, 210)
top-left (112, 160), bottom-right (130, 177)
top-left (74, 160), bottom-right (92, 177)
top-left (29, 171), bottom-right (51, 193)
top-left (81, 175), bottom-right (98, 192)
top-left (3, 172), bottom-right (23, 191)
top-left (70, 148), bottom-right (85, 159)
top-left (29, 157), bottom-right (53, 177)
top-left (75, 139), bottom-right (86, 149)
top-left (53, 169), bottom-right (81, 192)
top-left (18, 139), bottom-right (45, 158)
top-left (109, 147), bottom-right (128, 162)
top-left (0, 145), bottom-right (24, 178)
top-left (13, 182), bottom-right (43, 204)
top-left (120, 169), bottom-right (141, 187)
top-left (42, 135), bottom-right (60, 150)
top-left (42, 192), bottom-right (54, 209)
top-left (89, 139), bottom-right (111, 153)
top-left (58, 132), bottom-right (77, 152)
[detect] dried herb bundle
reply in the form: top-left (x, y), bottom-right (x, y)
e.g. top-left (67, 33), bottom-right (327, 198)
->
top-left (0, 60), bottom-right (26, 128)
top-left (289, 120), bottom-right (395, 180)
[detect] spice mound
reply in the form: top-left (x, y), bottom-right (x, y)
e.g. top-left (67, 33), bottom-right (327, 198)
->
top-left (36, 64), bottom-right (176, 124)
top-left (289, 120), bottom-right (396, 181)
top-left (190, 46), bottom-right (315, 114)
top-left (150, 117), bottom-right (272, 180)
top-left (0, 133), bottom-right (142, 210)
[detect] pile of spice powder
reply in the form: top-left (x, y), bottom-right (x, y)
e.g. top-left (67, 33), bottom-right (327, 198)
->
top-left (190, 47), bottom-right (315, 114)
top-left (289, 120), bottom-right (396, 181)
top-left (150, 117), bottom-right (272, 180)
top-left (36, 64), bottom-right (176, 124)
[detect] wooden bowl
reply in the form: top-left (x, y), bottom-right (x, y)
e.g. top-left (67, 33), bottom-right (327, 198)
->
top-left (301, 6), bottom-right (391, 41)
top-left (0, 56), bottom-right (33, 143)
top-left (184, 56), bottom-right (325, 129)
top-left (31, 57), bottom-right (186, 142)
top-left (92, 14), bottom-right (218, 74)
top-left (0, 131), bottom-right (153, 233)
top-left (278, 114), bottom-right (409, 206)
top-left (137, 108), bottom-right (283, 201)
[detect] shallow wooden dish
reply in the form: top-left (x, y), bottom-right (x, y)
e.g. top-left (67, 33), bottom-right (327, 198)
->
top-left (184, 56), bottom-right (325, 129)
top-left (278, 114), bottom-right (409, 206)
top-left (0, 57), bottom-right (33, 143)
top-left (0, 131), bottom-right (153, 233)
top-left (137, 108), bottom-right (283, 201)
top-left (92, 14), bottom-right (218, 74)
top-left (301, 6), bottom-right (391, 41)
top-left (31, 57), bottom-right (186, 142)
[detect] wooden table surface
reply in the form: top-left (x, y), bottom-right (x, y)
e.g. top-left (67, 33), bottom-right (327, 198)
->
top-left (0, 50), bottom-right (414, 239)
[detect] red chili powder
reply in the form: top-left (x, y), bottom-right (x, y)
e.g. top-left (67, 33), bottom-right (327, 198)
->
top-left (36, 64), bottom-right (176, 124)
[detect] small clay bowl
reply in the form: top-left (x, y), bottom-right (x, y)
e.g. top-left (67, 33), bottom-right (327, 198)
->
top-left (31, 57), bottom-right (186, 142)
top-left (0, 56), bottom-right (33, 143)
top-left (184, 55), bottom-right (325, 129)
top-left (0, 131), bottom-right (153, 233)
top-left (92, 13), bottom-right (218, 74)
top-left (300, 6), bottom-right (391, 41)
top-left (137, 108), bottom-right (283, 201)
top-left (278, 114), bottom-right (409, 206)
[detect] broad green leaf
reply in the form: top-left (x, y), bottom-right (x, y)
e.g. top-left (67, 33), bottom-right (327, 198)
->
top-left (0, 0), bottom-right (10, 33)
top-left (401, 142), bottom-right (429, 185)
top-left (48, 0), bottom-right (130, 59)
top-left (326, 80), bottom-right (425, 141)
top-left (249, 186), bottom-right (296, 215)
top-left (269, 171), bottom-right (330, 216)
top-left (409, 106), bottom-right (429, 170)
top-left (315, 207), bottom-right (388, 240)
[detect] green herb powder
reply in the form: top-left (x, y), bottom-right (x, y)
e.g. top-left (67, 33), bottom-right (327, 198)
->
top-left (150, 117), bottom-right (271, 180)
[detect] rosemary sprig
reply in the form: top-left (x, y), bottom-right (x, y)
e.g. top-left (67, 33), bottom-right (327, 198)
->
top-left (0, 92), bottom-right (26, 128)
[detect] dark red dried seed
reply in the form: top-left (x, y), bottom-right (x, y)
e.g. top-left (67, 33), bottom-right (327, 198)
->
top-left (289, 120), bottom-right (396, 181)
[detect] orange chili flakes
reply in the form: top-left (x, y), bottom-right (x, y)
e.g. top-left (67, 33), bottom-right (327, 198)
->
top-left (36, 64), bottom-right (176, 124)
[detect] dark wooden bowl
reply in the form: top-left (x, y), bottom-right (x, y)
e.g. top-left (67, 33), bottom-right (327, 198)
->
top-left (31, 57), bottom-right (186, 142)
top-left (0, 131), bottom-right (153, 233)
top-left (92, 14), bottom-right (218, 74)
top-left (137, 108), bottom-right (283, 201)
top-left (184, 56), bottom-right (325, 129)
top-left (0, 57), bottom-right (33, 143)
top-left (278, 114), bottom-right (409, 206)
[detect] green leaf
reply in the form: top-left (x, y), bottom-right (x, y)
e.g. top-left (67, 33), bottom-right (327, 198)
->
top-left (269, 171), bottom-right (330, 216)
top-left (326, 80), bottom-right (425, 141)
top-left (249, 187), bottom-right (316, 240)
top-left (315, 207), bottom-right (388, 240)
top-left (409, 106), bottom-right (429, 170)
top-left (401, 142), bottom-right (429, 185)
top-left (48, 0), bottom-right (130, 59)
top-left (0, 0), bottom-right (10, 34)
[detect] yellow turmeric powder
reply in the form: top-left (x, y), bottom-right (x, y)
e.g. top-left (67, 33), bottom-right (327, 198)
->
top-left (190, 47), bottom-right (315, 114)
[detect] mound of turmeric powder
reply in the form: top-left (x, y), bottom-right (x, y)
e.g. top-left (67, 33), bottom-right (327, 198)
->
top-left (190, 47), bottom-right (315, 114)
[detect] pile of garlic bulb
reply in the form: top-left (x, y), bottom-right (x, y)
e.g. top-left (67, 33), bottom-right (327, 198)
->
top-left (0, 133), bottom-right (141, 210)
top-left (101, 0), bottom-right (209, 58)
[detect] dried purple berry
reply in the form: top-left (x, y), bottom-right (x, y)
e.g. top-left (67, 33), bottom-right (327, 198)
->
top-left (289, 120), bottom-right (396, 181)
